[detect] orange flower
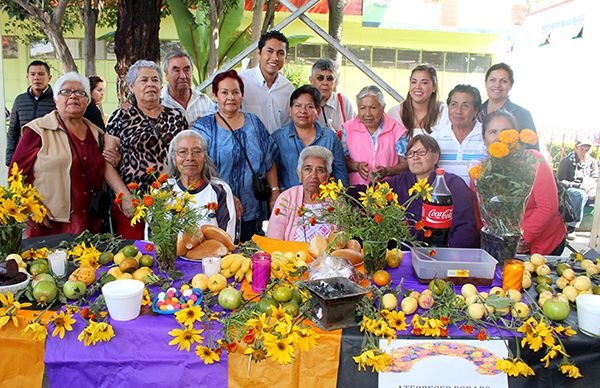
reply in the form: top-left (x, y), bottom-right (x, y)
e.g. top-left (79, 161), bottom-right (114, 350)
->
top-left (412, 327), bottom-right (423, 336)
top-left (146, 166), bottom-right (156, 174)
top-left (440, 316), bottom-right (450, 325)
top-left (498, 129), bottom-right (519, 144)
top-left (242, 328), bottom-right (256, 344)
top-left (157, 174), bottom-right (169, 183)
top-left (114, 192), bottom-right (124, 205)
top-left (274, 208), bottom-right (280, 216)
top-left (423, 229), bottom-right (432, 238)
top-left (461, 324), bottom-right (474, 334)
top-left (127, 182), bottom-right (139, 190)
top-left (477, 331), bottom-right (487, 341)
top-left (311, 192), bottom-right (318, 201)
top-left (373, 214), bottom-right (383, 223)
top-left (145, 243), bottom-right (154, 252)
top-left (386, 193), bottom-right (393, 202)
top-left (428, 249), bottom-right (436, 257)
top-left (519, 128), bottom-right (538, 145)
top-left (440, 328), bottom-right (449, 337)
top-left (205, 202), bottom-right (218, 211)
top-left (327, 206), bottom-right (334, 213)
top-left (132, 199), bottom-right (139, 207)
top-left (488, 142), bottom-right (510, 158)
top-left (468, 165), bottom-right (482, 180)
top-left (309, 217), bottom-right (316, 226)
top-left (151, 181), bottom-right (160, 189)
top-left (415, 220), bottom-right (425, 231)
top-left (143, 195), bottom-right (154, 206)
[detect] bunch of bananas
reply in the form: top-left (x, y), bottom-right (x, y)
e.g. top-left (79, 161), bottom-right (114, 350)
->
top-left (271, 252), bottom-right (297, 279)
top-left (220, 253), bottom-right (252, 283)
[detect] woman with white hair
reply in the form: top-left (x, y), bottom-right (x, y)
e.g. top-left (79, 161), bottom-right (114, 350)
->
top-left (168, 130), bottom-right (236, 239)
top-left (267, 145), bottom-right (335, 241)
top-left (105, 60), bottom-right (188, 239)
top-left (342, 85), bottom-right (407, 185)
top-left (11, 72), bottom-right (105, 236)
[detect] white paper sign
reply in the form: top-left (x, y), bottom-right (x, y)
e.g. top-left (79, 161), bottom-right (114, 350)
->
top-left (378, 339), bottom-right (509, 388)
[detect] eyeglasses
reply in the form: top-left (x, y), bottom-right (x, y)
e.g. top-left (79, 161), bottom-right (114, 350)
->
top-left (176, 148), bottom-right (203, 158)
top-left (315, 75), bottom-right (335, 82)
top-left (406, 149), bottom-right (429, 159)
top-left (58, 89), bottom-right (88, 98)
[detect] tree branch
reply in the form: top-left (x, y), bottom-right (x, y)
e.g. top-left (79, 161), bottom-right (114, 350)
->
top-left (10, 0), bottom-right (44, 20)
top-left (53, 0), bottom-right (69, 25)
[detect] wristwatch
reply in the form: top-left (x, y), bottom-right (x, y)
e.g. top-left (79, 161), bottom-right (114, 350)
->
top-left (271, 186), bottom-right (281, 192)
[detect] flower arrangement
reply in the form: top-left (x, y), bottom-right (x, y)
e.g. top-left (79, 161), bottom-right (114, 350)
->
top-left (0, 163), bottom-right (47, 260)
top-left (117, 168), bottom-right (205, 273)
top-left (279, 179), bottom-right (430, 274)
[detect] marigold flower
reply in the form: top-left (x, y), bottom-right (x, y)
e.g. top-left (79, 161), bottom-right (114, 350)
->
top-left (520, 128), bottom-right (538, 145)
top-left (468, 165), bottom-right (482, 180)
top-left (127, 182), bottom-right (139, 190)
top-left (373, 214), bottom-right (383, 223)
top-left (145, 243), bottom-right (154, 252)
top-left (157, 173), bottom-right (169, 183)
top-left (205, 202), bottom-right (218, 211)
top-left (560, 363), bottom-right (583, 378)
top-left (428, 249), bottom-right (436, 257)
top-left (415, 220), bottom-right (425, 231)
top-left (488, 142), bottom-right (510, 158)
top-left (327, 206), bottom-right (334, 213)
top-left (131, 199), bottom-right (139, 207)
top-left (461, 324), bottom-right (474, 334)
top-left (498, 129), bottom-right (520, 144)
top-left (146, 166), bottom-right (156, 174)
top-left (143, 195), bottom-right (154, 206)
top-left (274, 208), bottom-right (280, 216)
top-left (309, 217), bottom-right (316, 226)
top-left (151, 181), bottom-right (160, 189)
top-left (423, 229), bottom-right (432, 238)
top-left (440, 316), bottom-right (450, 325)
top-left (476, 331), bottom-right (487, 341)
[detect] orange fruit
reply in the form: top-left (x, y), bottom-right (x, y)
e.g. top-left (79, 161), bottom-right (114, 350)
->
top-left (373, 270), bottom-right (391, 286)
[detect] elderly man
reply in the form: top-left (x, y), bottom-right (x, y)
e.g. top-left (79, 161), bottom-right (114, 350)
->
top-left (558, 138), bottom-right (599, 238)
top-left (239, 30), bottom-right (294, 134)
top-left (309, 58), bottom-right (354, 134)
top-left (160, 51), bottom-right (216, 126)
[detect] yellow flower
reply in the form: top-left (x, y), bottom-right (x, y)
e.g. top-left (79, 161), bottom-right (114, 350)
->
top-left (554, 325), bottom-right (577, 337)
top-left (8, 162), bottom-right (24, 190)
top-left (496, 358), bottom-right (520, 377)
top-left (383, 310), bottom-right (408, 331)
top-left (269, 305), bottom-right (293, 327)
top-left (130, 205), bottom-right (147, 226)
top-left (1, 197), bottom-right (28, 223)
top-left (92, 322), bottom-right (115, 343)
top-left (498, 129), bottom-right (520, 144)
top-left (243, 346), bottom-right (267, 362)
top-left (515, 360), bottom-right (535, 377)
top-left (78, 321), bottom-right (97, 346)
top-left (49, 311), bottom-right (76, 339)
top-left (21, 247), bottom-right (49, 260)
top-left (520, 128), bottom-right (538, 145)
top-left (196, 346), bottom-right (221, 364)
top-left (560, 363), bottom-right (583, 378)
top-left (468, 165), bottom-right (482, 180)
top-left (540, 344), bottom-right (568, 367)
top-left (168, 326), bottom-right (204, 351)
top-left (263, 333), bottom-right (295, 364)
top-left (518, 317), bottom-right (555, 352)
top-left (319, 179), bottom-right (343, 200)
top-left (353, 349), bottom-right (376, 371)
top-left (141, 289), bottom-right (152, 307)
top-left (408, 178), bottom-right (432, 202)
top-left (292, 327), bottom-right (319, 352)
top-left (175, 305), bottom-right (204, 327)
top-left (488, 142), bottom-right (510, 158)
top-left (367, 352), bottom-right (392, 373)
top-left (0, 292), bottom-right (32, 328)
top-left (22, 322), bottom-right (48, 342)
top-left (246, 312), bottom-right (270, 334)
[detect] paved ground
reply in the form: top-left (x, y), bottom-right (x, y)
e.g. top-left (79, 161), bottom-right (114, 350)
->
top-left (560, 231), bottom-right (592, 257)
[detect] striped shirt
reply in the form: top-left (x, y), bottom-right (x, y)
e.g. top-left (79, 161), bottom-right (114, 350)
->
top-left (432, 121), bottom-right (486, 185)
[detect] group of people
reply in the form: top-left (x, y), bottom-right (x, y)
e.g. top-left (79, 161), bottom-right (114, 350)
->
top-left (5, 29), bottom-right (593, 256)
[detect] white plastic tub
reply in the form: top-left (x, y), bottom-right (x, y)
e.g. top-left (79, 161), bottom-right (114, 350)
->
top-left (102, 279), bottom-right (144, 321)
top-left (576, 294), bottom-right (600, 336)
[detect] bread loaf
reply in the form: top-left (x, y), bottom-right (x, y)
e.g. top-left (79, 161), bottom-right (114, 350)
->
top-left (201, 224), bottom-right (235, 251)
top-left (186, 239), bottom-right (228, 260)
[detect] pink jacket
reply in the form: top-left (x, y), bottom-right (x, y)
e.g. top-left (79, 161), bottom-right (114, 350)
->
top-left (267, 186), bottom-right (305, 241)
top-left (343, 113), bottom-right (406, 185)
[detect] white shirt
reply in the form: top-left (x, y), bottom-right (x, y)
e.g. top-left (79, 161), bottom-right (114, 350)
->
top-left (432, 121), bottom-right (486, 185)
top-left (161, 86), bottom-right (216, 127)
top-left (239, 66), bottom-right (294, 134)
top-left (316, 92), bottom-right (355, 132)
top-left (387, 102), bottom-right (450, 134)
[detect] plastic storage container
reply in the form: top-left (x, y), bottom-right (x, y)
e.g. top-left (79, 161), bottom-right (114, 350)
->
top-left (411, 247), bottom-right (498, 286)
top-left (576, 294), bottom-right (600, 336)
top-left (305, 277), bottom-right (368, 330)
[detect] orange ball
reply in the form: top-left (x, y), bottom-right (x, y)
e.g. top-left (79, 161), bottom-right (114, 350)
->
top-left (373, 270), bottom-right (391, 287)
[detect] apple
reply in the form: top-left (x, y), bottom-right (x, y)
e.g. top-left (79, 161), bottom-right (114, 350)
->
top-left (542, 297), bottom-right (570, 321)
top-left (218, 287), bottom-right (242, 310)
top-left (207, 273), bottom-right (227, 293)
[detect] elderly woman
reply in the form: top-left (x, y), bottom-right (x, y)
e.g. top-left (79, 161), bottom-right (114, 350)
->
top-left (342, 85), bottom-right (407, 185)
top-left (270, 85), bottom-right (348, 191)
top-left (11, 72), bottom-right (105, 237)
top-left (432, 84), bottom-right (486, 185)
top-left (267, 146), bottom-right (334, 241)
top-left (105, 60), bottom-right (188, 239)
top-left (168, 130), bottom-right (236, 239)
top-left (192, 70), bottom-right (277, 242)
top-left (384, 135), bottom-right (479, 247)
top-left (481, 110), bottom-right (565, 255)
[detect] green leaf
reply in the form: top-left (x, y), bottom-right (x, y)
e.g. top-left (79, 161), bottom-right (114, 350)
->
top-left (167, 0), bottom-right (206, 82)
top-left (287, 34), bottom-right (312, 48)
top-left (217, 0), bottom-right (245, 60)
top-left (97, 30), bottom-right (115, 41)
top-left (485, 294), bottom-right (512, 309)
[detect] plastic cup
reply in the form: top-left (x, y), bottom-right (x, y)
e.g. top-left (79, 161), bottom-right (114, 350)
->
top-left (202, 256), bottom-right (221, 277)
top-left (102, 279), bottom-right (145, 321)
top-left (502, 259), bottom-right (524, 291)
top-left (251, 254), bottom-right (271, 293)
top-left (47, 250), bottom-right (67, 278)
top-left (576, 294), bottom-right (600, 336)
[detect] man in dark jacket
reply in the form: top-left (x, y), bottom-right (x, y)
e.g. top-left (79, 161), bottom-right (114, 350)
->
top-left (5, 60), bottom-right (56, 165)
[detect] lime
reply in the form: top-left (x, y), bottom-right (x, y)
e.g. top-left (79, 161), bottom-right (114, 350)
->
top-left (272, 287), bottom-right (293, 303)
top-left (536, 284), bottom-right (553, 294)
top-left (536, 274), bottom-right (553, 285)
top-left (139, 254), bottom-right (155, 268)
top-left (256, 297), bottom-right (277, 313)
top-left (292, 289), bottom-right (303, 306)
top-left (282, 301), bottom-right (299, 316)
top-left (121, 245), bottom-right (139, 258)
top-left (556, 263), bottom-right (571, 276)
top-left (29, 261), bottom-right (49, 276)
top-left (99, 251), bottom-right (114, 265)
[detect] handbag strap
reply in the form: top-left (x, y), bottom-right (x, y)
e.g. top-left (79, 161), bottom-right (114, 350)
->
top-left (216, 112), bottom-right (259, 177)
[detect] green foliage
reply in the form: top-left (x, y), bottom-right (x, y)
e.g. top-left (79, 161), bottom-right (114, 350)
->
top-left (546, 142), bottom-right (600, 172)
top-left (282, 62), bottom-right (309, 90)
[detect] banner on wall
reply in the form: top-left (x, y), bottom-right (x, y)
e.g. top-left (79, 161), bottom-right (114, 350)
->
top-left (362, 0), bottom-right (513, 33)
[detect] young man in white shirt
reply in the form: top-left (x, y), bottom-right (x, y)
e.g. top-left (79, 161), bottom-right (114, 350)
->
top-left (160, 51), bottom-right (216, 127)
top-left (239, 30), bottom-right (294, 134)
top-left (309, 58), bottom-right (355, 134)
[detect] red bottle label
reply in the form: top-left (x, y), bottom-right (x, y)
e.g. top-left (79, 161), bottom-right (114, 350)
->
top-left (422, 203), bottom-right (453, 228)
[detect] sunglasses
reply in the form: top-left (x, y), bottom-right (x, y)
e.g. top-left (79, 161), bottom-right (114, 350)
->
top-left (315, 75), bottom-right (335, 82)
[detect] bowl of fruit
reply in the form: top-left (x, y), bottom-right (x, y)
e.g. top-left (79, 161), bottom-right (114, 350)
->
top-left (152, 285), bottom-right (203, 314)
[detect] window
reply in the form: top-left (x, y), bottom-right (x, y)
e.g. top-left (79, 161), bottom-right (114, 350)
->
top-left (95, 40), bottom-right (105, 60)
top-left (396, 49), bottom-right (420, 69)
top-left (445, 52), bottom-right (468, 73)
top-left (30, 42), bottom-right (55, 59)
top-left (372, 47), bottom-right (396, 68)
top-left (345, 45), bottom-right (371, 67)
top-left (469, 53), bottom-right (492, 73)
top-left (421, 51), bottom-right (444, 71)
top-left (65, 39), bottom-right (82, 60)
top-left (2, 36), bottom-right (18, 58)
top-left (296, 44), bottom-right (321, 63)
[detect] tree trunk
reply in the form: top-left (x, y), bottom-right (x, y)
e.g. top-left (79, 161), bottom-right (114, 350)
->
top-left (207, 0), bottom-right (221, 77)
top-left (114, 0), bottom-right (162, 104)
top-left (261, 0), bottom-right (276, 34)
top-left (42, 23), bottom-right (78, 73)
top-left (327, 0), bottom-right (345, 71)
top-left (248, 0), bottom-right (264, 68)
top-left (81, 0), bottom-right (99, 76)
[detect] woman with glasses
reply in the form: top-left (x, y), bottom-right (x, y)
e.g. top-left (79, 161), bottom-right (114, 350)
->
top-left (167, 130), bottom-right (236, 239)
top-left (384, 134), bottom-right (479, 247)
top-left (342, 85), bottom-right (406, 185)
top-left (105, 60), bottom-right (188, 239)
top-left (11, 72), bottom-right (105, 237)
top-left (267, 146), bottom-right (335, 241)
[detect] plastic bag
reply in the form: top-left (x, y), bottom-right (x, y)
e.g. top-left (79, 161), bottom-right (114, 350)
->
top-left (308, 254), bottom-right (363, 284)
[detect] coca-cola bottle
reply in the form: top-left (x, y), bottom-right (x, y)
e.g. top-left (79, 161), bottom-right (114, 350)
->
top-left (422, 168), bottom-right (453, 247)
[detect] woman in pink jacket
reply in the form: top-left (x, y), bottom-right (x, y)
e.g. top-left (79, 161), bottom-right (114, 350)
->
top-left (342, 85), bottom-right (407, 185)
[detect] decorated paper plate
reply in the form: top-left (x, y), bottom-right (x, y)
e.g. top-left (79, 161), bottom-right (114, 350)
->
top-left (152, 287), bottom-right (203, 315)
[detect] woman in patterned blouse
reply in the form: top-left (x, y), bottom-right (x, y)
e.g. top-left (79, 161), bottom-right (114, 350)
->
top-left (105, 60), bottom-right (187, 239)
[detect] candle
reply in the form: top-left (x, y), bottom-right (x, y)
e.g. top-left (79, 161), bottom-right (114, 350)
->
top-left (502, 259), bottom-right (525, 291)
top-left (202, 256), bottom-right (221, 277)
top-left (251, 252), bottom-right (271, 293)
top-left (48, 250), bottom-right (67, 278)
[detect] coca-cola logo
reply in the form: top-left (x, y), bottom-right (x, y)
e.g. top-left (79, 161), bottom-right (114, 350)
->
top-left (426, 208), bottom-right (452, 221)
top-left (422, 203), bottom-right (453, 228)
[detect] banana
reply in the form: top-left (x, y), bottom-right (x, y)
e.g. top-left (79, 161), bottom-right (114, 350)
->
top-left (271, 261), bottom-right (281, 271)
top-left (245, 270), bottom-right (252, 284)
top-left (221, 268), bottom-right (234, 278)
top-left (221, 253), bottom-right (244, 269)
top-left (234, 267), bottom-right (245, 282)
top-left (230, 256), bottom-right (244, 273)
top-left (241, 257), bottom-right (251, 273)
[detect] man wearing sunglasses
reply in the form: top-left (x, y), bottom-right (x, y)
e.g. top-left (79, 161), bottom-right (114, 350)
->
top-left (309, 59), bottom-right (354, 135)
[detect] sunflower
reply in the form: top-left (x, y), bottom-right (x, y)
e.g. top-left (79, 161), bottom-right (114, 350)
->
top-left (130, 204), bottom-right (147, 226)
top-left (319, 179), bottom-right (343, 200)
top-left (498, 129), bottom-right (520, 144)
top-left (78, 321), bottom-right (97, 346)
top-left (2, 197), bottom-right (28, 223)
top-left (383, 310), bottom-right (408, 331)
top-left (175, 305), bottom-right (204, 327)
top-left (292, 327), bottom-right (319, 351)
top-left (49, 311), bottom-right (76, 339)
top-left (92, 322), bottom-right (115, 343)
top-left (196, 346), bottom-right (221, 364)
top-left (353, 349), bottom-right (375, 371)
top-left (408, 178), bottom-right (432, 202)
top-left (488, 142), bottom-right (510, 159)
top-left (263, 333), bottom-right (295, 364)
top-left (168, 326), bottom-right (204, 351)
top-left (540, 344), bottom-right (568, 367)
top-left (519, 128), bottom-right (538, 145)
top-left (243, 346), bottom-right (267, 363)
top-left (8, 162), bottom-right (24, 189)
top-left (560, 363), bottom-right (583, 378)
top-left (22, 322), bottom-right (48, 342)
